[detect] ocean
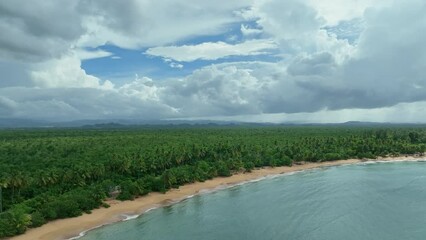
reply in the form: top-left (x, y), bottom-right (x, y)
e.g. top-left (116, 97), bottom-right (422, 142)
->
top-left (80, 161), bottom-right (426, 240)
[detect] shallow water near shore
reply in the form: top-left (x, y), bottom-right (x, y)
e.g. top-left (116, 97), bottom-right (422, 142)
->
top-left (80, 161), bottom-right (426, 240)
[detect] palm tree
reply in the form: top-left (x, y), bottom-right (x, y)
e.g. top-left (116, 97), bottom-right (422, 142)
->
top-left (48, 170), bottom-right (59, 185)
top-left (63, 169), bottom-right (75, 184)
top-left (37, 170), bottom-right (51, 187)
top-left (9, 172), bottom-right (25, 203)
top-left (91, 164), bottom-right (105, 180)
top-left (0, 175), bottom-right (10, 213)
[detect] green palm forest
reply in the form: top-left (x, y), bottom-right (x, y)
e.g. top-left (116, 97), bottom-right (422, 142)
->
top-left (1, 126), bottom-right (426, 238)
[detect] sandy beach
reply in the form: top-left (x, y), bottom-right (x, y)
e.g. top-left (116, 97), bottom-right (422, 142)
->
top-left (10, 155), bottom-right (425, 240)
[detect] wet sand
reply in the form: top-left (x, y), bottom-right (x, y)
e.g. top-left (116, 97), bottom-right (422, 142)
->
top-left (10, 155), bottom-right (424, 240)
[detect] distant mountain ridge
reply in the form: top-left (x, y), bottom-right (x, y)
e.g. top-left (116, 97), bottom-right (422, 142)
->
top-left (0, 118), bottom-right (424, 129)
top-left (0, 118), bottom-right (50, 128)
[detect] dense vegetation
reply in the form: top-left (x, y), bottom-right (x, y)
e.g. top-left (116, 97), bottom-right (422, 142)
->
top-left (1, 126), bottom-right (426, 238)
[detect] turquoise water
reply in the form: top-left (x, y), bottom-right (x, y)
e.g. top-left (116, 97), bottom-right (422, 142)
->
top-left (80, 161), bottom-right (426, 240)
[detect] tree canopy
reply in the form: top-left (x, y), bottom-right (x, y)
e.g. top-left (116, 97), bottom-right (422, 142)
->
top-left (1, 126), bottom-right (425, 238)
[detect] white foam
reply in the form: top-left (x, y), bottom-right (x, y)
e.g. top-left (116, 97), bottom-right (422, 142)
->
top-left (185, 194), bottom-right (195, 199)
top-left (144, 207), bottom-right (159, 213)
top-left (121, 214), bottom-right (139, 221)
top-left (67, 224), bottom-right (107, 240)
top-left (67, 206), bottom-right (163, 239)
top-left (356, 158), bottom-right (426, 166)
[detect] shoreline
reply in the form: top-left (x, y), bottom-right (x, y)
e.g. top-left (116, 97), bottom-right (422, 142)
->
top-left (10, 155), bottom-right (425, 240)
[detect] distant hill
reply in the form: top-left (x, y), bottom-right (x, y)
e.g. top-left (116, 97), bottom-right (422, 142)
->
top-left (0, 118), bottom-right (424, 129)
top-left (0, 118), bottom-right (51, 128)
top-left (0, 118), bottom-right (244, 129)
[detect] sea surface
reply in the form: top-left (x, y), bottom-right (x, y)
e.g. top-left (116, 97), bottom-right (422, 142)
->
top-left (80, 161), bottom-right (426, 240)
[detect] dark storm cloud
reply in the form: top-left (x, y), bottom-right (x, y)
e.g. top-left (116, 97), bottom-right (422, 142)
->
top-left (0, 0), bottom-right (84, 61)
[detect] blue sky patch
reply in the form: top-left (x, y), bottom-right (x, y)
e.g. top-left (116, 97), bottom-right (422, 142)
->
top-left (81, 20), bottom-right (274, 85)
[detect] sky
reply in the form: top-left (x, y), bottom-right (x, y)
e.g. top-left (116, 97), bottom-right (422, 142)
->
top-left (0, 0), bottom-right (425, 123)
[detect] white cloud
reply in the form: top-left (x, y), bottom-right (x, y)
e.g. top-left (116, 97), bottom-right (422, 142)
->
top-left (0, 86), bottom-right (178, 121)
top-left (250, 0), bottom-right (355, 61)
top-left (306, 0), bottom-right (390, 26)
top-left (233, 7), bottom-right (259, 21)
top-left (169, 62), bottom-right (183, 69)
top-left (162, 65), bottom-right (266, 116)
top-left (118, 76), bottom-right (162, 101)
top-left (145, 39), bottom-right (277, 62)
top-left (74, 49), bottom-right (113, 60)
top-left (30, 53), bottom-right (114, 89)
top-left (240, 24), bottom-right (262, 36)
top-left (0, 0), bottom-right (425, 123)
top-left (76, 0), bottom-right (253, 49)
top-left (254, 0), bottom-right (322, 40)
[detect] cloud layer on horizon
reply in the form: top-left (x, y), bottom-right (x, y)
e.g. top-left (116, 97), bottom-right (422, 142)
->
top-left (0, 0), bottom-right (425, 122)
